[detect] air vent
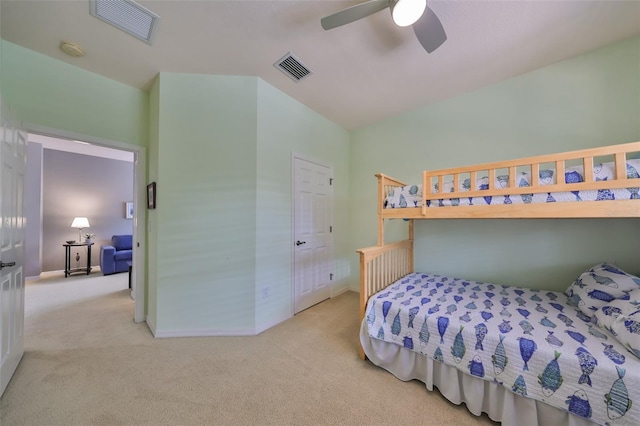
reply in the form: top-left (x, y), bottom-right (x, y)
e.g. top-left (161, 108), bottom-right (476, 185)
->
top-left (274, 53), bottom-right (312, 82)
top-left (89, 0), bottom-right (160, 45)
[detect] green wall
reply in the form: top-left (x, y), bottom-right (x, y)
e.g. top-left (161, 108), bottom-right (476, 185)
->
top-left (153, 72), bottom-right (258, 334)
top-left (150, 74), bottom-right (350, 335)
top-left (0, 41), bottom-right (148, 147)
top-left (4, 33), bottom-right (639, 333)
top-left (1, 39), bottom-right (351, 336)
top-left (1, 39), bottom-right (151, 316)
top-left (147, 77), bottom-right (160, 327)
top-left (255, 80), bottom-right (350, 330)
top-left (350, 35), bottom-right (640, 291)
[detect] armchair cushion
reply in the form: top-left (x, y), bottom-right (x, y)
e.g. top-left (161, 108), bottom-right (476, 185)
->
top-left (114, 250), bottom-right (132, 262)
top-left (112, 235), bottom-right (132, 251)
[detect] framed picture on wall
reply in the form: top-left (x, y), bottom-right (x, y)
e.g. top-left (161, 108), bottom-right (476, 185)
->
top-left (147, 182), bottom-right (156, 209)
top-left (125, 202), bottom-right (134, 219)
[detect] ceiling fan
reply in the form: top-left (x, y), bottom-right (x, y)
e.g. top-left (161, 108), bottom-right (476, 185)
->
top-left (321, 0), bottom-right (447, 53)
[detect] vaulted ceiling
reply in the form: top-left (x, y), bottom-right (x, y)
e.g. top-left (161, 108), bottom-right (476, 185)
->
top-left (2, 1), bottom-right (639, 130)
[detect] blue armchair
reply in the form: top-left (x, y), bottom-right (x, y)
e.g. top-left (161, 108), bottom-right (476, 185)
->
top-left (100, 235), bottom-right (133, 275)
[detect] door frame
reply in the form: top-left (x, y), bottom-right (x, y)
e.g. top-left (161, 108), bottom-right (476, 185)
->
top-left (290, 152), bottom-right (334, 316)
top-left (24, 123), bottom-right (146, 323)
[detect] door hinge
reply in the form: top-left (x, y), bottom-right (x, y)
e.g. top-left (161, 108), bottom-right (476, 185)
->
top-left (329, 178), bottom-right (333, 186)
top-left (330, 273), bottom-right (334, 281)
top-left (329, 226), bottom-right (332, 233)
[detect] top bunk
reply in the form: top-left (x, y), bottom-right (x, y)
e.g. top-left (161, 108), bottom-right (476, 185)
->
top-left (377, 141), bottom-right (640, 224)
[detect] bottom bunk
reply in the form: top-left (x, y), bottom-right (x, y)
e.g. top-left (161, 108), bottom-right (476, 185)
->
top-left (357, 243), bottom-right (640, 426)
top-left (361, 326), bottom-right (593, 426)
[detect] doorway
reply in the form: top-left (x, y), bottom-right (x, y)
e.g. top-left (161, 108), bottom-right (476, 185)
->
top-left (24, 125), bottom-right (145, 323)
top-left (292, 155), bottom-right (334, 314)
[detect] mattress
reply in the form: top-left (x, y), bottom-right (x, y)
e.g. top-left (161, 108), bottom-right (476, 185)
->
top-left (384, 159), bottom-right (640, 209)
top-left (362, 272), bottom-right (640, 425)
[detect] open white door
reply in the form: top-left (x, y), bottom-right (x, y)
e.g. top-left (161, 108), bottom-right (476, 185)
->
top-left (293, 156), bottom-right (333, 314)
top-left (0, 102), bottom-right (26, 397)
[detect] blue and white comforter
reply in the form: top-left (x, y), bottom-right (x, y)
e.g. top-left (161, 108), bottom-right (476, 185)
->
top-left (364, 273), bottom-right (640, 425)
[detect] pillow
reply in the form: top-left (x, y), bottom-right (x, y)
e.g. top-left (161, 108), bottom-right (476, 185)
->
top-left (564, 167), bottom-right (584, 184)
top-left (593, 162), bottom-right (615, 181)
top-left (591, 159), bottom-right (640, 181)
top-left (514, 169), bottom-right (585, 186)
top-left (627, 159), bottom-right (640, 179)
top-left (517, 173), bottom-right (531, 188)
top-left (539, 169), bottom-right (555, 185)
top-left (535, 168), bottom-right (586, 185)
top-left (384, 185), bottom-right (422, 208)
top-left (457, 175), bottom-right (509, 192)
top-left (564, 263), bottom-right (640, 319)
top-left (434, 181), bottom-right (454, 193)
top-left (593, 291), bottom-right (640, 359)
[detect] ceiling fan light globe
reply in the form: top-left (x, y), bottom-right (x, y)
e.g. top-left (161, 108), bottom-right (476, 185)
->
top-left (392, 0), bottom-right (427, 27)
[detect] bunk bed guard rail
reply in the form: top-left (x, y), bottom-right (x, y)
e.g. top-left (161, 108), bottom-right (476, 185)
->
top-left (421, 141), bottom-right (640, 215)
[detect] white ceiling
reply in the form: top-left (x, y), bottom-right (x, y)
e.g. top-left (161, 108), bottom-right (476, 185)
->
top-left (2, 1), bottom-right (639, 131)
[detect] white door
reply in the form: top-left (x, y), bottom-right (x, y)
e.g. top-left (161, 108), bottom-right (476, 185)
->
top-left (0, 102), bottom-right (26, 397)
top-left (293, 157), bottom-right (333, 313)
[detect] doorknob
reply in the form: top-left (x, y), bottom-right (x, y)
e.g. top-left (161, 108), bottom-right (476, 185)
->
top-left (296, 240), bottom-right (306, 246)
top-left (0, 261), bottom-right (16, 270)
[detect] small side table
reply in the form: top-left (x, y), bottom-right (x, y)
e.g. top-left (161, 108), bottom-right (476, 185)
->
top-left (63, 242), bottom-right (94, 277)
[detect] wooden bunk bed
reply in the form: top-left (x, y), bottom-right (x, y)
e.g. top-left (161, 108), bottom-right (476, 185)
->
top-left (375, 141), bottom-right (640, 244)
top-left (358, 142), bottom-right (640, 426)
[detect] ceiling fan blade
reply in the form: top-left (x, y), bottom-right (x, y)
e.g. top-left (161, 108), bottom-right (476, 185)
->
top-left (412, 6), bottom-right (447, 53)
top-left (321, 0), bottom-right (390, 30)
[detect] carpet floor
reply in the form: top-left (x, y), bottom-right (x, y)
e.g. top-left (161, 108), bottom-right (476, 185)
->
top-left (0, 271), bottom-right (496, 425)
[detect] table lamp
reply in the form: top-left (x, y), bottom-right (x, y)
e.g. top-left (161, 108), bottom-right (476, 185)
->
top-left (70, 217), bottom-right (90, 242)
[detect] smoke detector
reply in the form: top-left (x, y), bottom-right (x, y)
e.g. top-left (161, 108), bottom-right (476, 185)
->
top-left (60, 41), bottom-right (85, 57)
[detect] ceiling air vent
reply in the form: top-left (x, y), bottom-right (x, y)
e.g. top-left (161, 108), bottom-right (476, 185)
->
top-left (89, 0), bottom-right (160, 45)
top-left (274, 53), bottom-right (312, 82)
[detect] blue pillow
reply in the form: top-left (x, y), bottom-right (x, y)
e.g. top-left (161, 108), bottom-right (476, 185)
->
top-left (565, 263), bottom-right (640, 319)
top-left (593, 289), bottom-right (640, 359)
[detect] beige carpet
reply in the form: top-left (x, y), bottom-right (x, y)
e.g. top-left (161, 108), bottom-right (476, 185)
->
top-left (1, 272), bottom-right (497, 425)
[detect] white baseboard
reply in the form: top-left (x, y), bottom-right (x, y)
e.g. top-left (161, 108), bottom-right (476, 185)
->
top-left (146, 316), bottom-right (157, 335)
top-left (144, 290), bottom-right (353, 339)
top-left (148, 315), bottom-right (290, 337)
top-left (255, 313), bottom-right (291, 335)
top-left (152, 328), bottom-right (257, 338)
top-left (332, 286), bottom-right (351, 298)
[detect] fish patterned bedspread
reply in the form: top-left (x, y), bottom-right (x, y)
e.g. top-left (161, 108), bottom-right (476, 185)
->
top-left (364, 273), bottom-right (640, 425)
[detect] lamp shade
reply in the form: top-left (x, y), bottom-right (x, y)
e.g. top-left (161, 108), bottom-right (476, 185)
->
top-left (391, 0), bottom-right (426, 27)
top-left (71, 217), bottom-right (90, 229)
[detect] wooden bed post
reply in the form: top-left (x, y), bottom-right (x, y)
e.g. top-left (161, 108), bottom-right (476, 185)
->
top-left (409, 219), bottom-right (414, 273)
top-left (409, 219), bottom-right (414, 241)
top-left (376, 174), bottom-right (385, 246)
top-left (358, 248), bottom-right (368, 360)
top-left (358, 240), bottom-right (415, 360)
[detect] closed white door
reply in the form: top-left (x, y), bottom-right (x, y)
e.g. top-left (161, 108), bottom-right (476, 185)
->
top-left (0, 103), bottom-right (26, 397)
top-left (293, 157), bottom-right (333, 314)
